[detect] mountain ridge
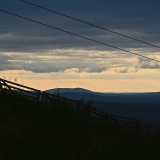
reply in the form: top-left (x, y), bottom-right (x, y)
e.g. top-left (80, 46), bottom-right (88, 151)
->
top-left (45, 88), bottom-right (160, 103)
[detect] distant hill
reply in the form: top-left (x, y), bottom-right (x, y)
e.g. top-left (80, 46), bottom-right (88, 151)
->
top-left (45, 88), bottom-right (160, 103)
top-left (46, 88), bottom-right (92, 94)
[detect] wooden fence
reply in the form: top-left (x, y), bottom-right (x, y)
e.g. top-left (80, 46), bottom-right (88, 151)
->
top-left (0, 78), bottom-right (41, 101)
top-left (0, 78), bottom-right (160, 137)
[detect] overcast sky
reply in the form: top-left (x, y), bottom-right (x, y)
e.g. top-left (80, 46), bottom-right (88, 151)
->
top-left (1, 0), bottom-right (160, 92)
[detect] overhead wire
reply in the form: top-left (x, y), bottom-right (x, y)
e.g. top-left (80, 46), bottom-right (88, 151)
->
top-left (19, 0), bottom-right (160, 49)
top-left (0, 9), bottom-right (160, 63)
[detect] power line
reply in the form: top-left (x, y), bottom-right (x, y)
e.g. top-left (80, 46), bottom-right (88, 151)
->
top-left (0, 9), bottom-right (160, 63)
top-left (19, 0), bottom-right (160, 49)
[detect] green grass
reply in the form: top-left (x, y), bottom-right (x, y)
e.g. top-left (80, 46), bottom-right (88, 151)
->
top-left (0, 91), bottom-right (160, 160)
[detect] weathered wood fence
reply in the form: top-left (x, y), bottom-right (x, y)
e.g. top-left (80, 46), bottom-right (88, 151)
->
top-left (0, 78), bottom-right (160, 137)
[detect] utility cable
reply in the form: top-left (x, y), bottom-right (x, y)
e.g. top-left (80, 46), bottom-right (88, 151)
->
top-left (0, 9), bottom-right (160, 63)
top-left (19, 0), bottom-right (160, 49)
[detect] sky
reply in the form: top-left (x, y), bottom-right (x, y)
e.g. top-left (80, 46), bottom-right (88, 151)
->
top-left (1, 0), bottom-right (160, 92)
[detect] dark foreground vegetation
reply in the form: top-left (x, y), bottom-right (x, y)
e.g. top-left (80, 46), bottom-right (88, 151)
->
top-left (0, 91), bottom-right (160, 160)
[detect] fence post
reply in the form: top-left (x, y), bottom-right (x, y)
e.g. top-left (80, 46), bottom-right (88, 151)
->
top-left (41, 92), bottom-right (45, 104)
top-left (0, 80), bottom-right (2, 92)
top-left (136, 119), bottom-right (140, 134)
top-left (37, 90), bottom-right (41, 102)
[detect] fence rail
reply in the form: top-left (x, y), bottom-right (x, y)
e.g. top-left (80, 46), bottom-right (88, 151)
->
top-left (0, 78), bottom-right (159, 137)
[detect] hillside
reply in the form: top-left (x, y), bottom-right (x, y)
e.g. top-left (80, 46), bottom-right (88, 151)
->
top-left (0, 91), bottom-right (160, 159)
top-left (46, 88), bottom-right (160, 126)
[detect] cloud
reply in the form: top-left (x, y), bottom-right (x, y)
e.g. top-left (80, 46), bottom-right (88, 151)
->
top-left (114, 66), bottom-right (138, 73)
top-left (5, 48), bottom-right (160, 74)
top-left (137, 57), bottom-right (160, 69)
top-left (77, 66), bottom-right (107, 73)
top-left (0, 50), bottom-right (111, 73)
top-left (0, 48), bottom-right (137, 73)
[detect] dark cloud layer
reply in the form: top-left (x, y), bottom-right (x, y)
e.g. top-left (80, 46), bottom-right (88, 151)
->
top-left (1, 0), bottom-right (160, 51)
top-left (0, 0), bottom-right (160, 72)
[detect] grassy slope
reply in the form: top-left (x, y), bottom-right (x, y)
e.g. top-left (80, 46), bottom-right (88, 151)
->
top-left (0, 91), bottom-right (160, 160)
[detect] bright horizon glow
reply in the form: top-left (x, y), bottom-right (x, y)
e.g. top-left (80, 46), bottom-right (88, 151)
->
top-left (1, 69), bottom-right (160, 93)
